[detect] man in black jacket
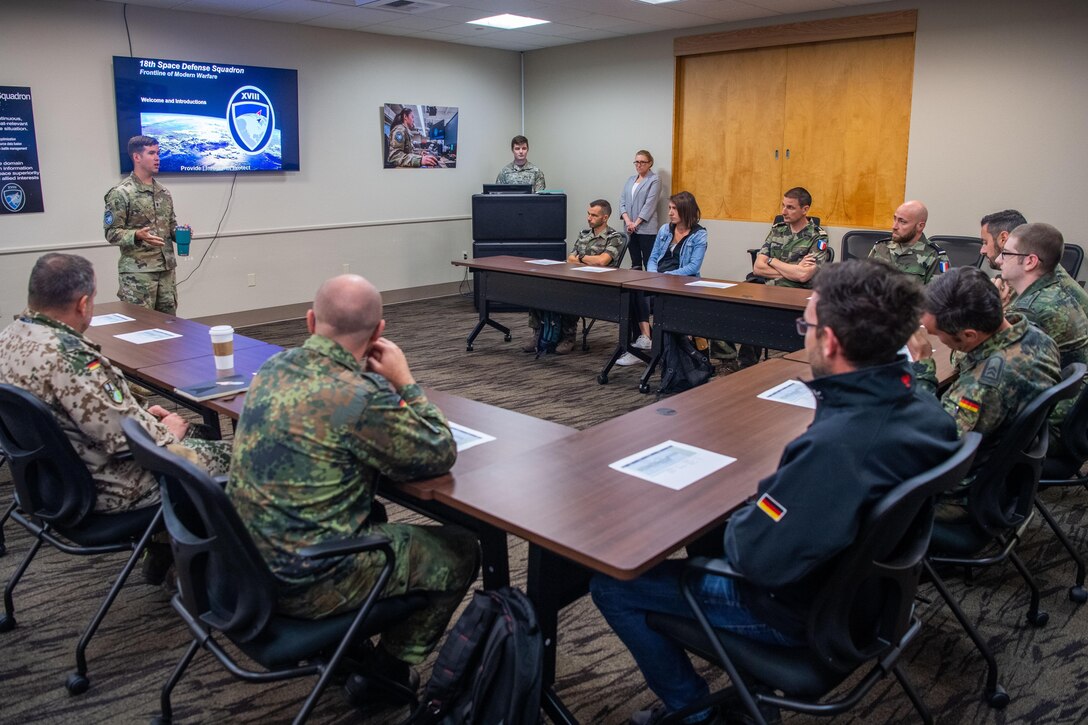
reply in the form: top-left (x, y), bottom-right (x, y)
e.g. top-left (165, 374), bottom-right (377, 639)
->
top-left (592, 260), bottom-right (961, 725)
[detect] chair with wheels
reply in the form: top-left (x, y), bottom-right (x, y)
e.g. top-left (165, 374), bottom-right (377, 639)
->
top-left (1060, 243), bottom-right (1084, 279)
top-left (120, 418), bottom-right (428, 725)
top-left (580, 232), bottom-right (630, 351)
top-left (928, 235), bottom-right (983, 269)
top-left (840, 230), bottom-right (887, 261)
top-left (923, 363), bottom-right (1085, 709)
top-left (0, 383), bottom-right (162, 695)
top-left (646, 433), bottom-right (982, 725)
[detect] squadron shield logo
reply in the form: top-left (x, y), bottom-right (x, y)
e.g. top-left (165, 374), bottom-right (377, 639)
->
top-left (2, 183), bottom-right (25, 212)
top-left (227, 85), bottom-right (275, 155)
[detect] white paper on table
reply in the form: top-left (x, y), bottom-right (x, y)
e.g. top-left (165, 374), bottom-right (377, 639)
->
top-left (571, 266), bottom-right (617, 273)
top-left (685, 280), bottom-right (735, 289)
top-left (448, 421), bottom-right (497, 452)
top-left (609, 440), bottom-right (736, 490)
top-left (113, 328), bottom-right (182, 344)
top-left (757, 379), bottom-right (816, 409)
top-left (525, 259), bottom-right (565, 265)
top-left (90, 313), bottom-right (135, 326)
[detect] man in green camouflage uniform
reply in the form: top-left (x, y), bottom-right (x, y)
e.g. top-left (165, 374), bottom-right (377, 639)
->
top-left (228, 274), bottom-right (478, 683)
top-left (980, 209), bottom-right (1088, 314)
top-left (909, 266), bottom-right (1061, 522)
top-left (495, 134), bottom-right (545, 192)
top-left (523, 199), bottom-right (625, 355)
top-left (385, 106), bottom-right (437, 168)
top-left (104, 136), bottom-right (180, 314)
top-left (869, 200), bottom-right (950, 284)
top-left (1000, 222), bottom-right (1088, 455)
top-left (740, 187), bottom-right (830, 366)
top-left (0, 254), bottom-right (231, 513)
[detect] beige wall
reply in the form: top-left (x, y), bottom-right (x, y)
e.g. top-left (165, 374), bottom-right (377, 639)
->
top-left (524, 0), bottom-right (1088, 282)
top-left (0, 0), bottom-right (520, 320)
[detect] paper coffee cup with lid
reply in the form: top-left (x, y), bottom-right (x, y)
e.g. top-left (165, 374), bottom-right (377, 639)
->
top-left (209, 325), bottom-right (235, 370)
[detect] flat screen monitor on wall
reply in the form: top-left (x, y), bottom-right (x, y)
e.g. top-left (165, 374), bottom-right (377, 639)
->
top-left (112, 55), bottom-right (300, 173)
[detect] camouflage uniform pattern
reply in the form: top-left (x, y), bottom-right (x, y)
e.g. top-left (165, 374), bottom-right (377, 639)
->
top-left (104, 173), bottom-right (179, 313)
top-left (868, 233), bottom-right (950, 284)
top-left (528, 226), bottom-right (625, 340)
top-left (913, 313), bottom-right (1061, 517)
top-left (496, 161), bottom-right (545, 193)
top-left (0, 311), bottom-right (230, 512)
top-left (1009, 270), bottom-right (1088, 446)
top-left (386, 123), bottom-right (422, 167)
top-left (1004, 265), bottom-right (1088, 317)
top-left (756, 218), bottom-right (831, 289)
top-left (227, 334), bottom-right (478, 664)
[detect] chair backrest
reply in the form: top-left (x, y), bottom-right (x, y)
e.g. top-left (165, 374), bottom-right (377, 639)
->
top-left (0, 383), bottom-right (97, 527)
top-left (1056, 374), bottom-right (1088, 467)
top-left (611, 232), bottom-right (630, 268)
top-left (121, 417), bottom-right (279, 642)
top-left (928, 235), bottom-right (983, 269)
top-left (968, 363), bottom-right (1086, 536)
top-left (807, 432), bottom-right (981, 672)
top-left (840, 230), bottom-right (887, 262)
top-left (1061, 243), bottom-right (1084, 279)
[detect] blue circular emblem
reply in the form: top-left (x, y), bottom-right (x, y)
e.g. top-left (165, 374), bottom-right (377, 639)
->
top-left (2, 182), bottom-right (25, 213)
top-left (104, 209), bottom-right (114, 227)
top-left (226, 85), bottom-right (275, 155)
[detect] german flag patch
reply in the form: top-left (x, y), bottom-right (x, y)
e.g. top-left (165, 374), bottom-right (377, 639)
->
top-left (958, 397), bottom-right (981, 414)
top-left (85, 359), bottom-right (101, 372)
top-left (756, 493), bottom-right (786, 522)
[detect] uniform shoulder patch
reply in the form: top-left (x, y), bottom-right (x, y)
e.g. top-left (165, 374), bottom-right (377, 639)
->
top-left (815, 237), bottom-right (829, 251)
top-left (102, 381), bottom-right (124, 405)
top-left (756, 493), bottom-right (786, 522)
top-left (957, 397), bottom-right (981, 414)
top-left (393, 130), bottom-right (405, 143)
top-left (979, 355), bottom-right (1005, 387)
top-left (104, 209), bottom-right (113, 227)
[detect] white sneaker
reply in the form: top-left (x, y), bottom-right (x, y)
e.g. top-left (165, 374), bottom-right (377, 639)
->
top-left (632, 335), bottom-right (652, 350)
top-left (615, 352), bottom-right (644, 366)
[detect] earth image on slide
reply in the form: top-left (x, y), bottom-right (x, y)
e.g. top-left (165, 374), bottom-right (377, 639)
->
top-left (142, 112), bottom-right (283, 172)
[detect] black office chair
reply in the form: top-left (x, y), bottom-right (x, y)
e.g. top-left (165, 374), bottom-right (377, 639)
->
top-left (923, 363), bottom-right (1084, 709)
top-left (0, 453), bottom-right (10, 557)
top-left (1060, 243), bottom-right (1084, 279)
top-left (746, 215), bottom-right (823, 266)
top-left (840, 230), bottom-right (887, 261)
top-left (0, 383), bottom-right (162, 695)
top-left (928, 235), bottom-right (983, 269)
top-left (580, 233), bottom-right (630, 351)
top-left (646, 433), bottom-right (982, 725)
top-left (120, 419), bottom-right (428, 725)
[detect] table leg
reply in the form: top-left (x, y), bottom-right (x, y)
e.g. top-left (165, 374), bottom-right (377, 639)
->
top-left (639, 323), bottom-right (665, 394)
top-left (466, 272), bottom-right (511, 351)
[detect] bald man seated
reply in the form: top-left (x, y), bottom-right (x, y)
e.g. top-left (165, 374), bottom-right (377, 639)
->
top-left (227, 274), bottom-right (479, 701)
top-left (868, 200), bottom-right (951, 284)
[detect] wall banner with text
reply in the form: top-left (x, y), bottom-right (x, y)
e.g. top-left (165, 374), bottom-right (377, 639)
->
top-left (0, 86), bottom-right (44, 214)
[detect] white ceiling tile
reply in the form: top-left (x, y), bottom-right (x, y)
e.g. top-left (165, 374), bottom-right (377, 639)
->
top-left (244, 0), bottom-right (341, 23)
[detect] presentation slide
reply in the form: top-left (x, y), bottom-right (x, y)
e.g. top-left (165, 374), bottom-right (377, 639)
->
top-left (113, 56), bottom-right (300, 174)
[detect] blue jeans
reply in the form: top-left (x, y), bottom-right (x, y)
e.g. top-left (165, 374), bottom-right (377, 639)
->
top-left (590, 560), bottom-right (800, 715)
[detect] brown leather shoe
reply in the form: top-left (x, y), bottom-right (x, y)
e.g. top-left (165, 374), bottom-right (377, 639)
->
top-left (553, 339), bottom-right (575, 355)
top-left (522, 338), bottom-right (538, 353)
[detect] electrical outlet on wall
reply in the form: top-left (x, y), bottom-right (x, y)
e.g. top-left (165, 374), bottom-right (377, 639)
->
top-left (462, 251), bottom-right (468, 260)
top-left (247, 273), bottom-right (256, 287)
top-left (342, 263), bottom-right (350, 273)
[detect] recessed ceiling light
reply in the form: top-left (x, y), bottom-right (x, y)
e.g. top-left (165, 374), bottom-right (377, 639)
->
top-left (468, 13), bottom-right (549, 29)
top-left (634, 0), bottom-right (681, 4)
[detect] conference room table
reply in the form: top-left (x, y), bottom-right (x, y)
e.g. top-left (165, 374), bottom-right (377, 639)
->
top-left (624, 275), bottom-right (811, 393)
top-left (452, 255), bottom-right (659, 383)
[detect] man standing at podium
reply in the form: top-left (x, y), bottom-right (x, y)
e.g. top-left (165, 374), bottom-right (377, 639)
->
top-left (496, 135), bottom-right (545, 192)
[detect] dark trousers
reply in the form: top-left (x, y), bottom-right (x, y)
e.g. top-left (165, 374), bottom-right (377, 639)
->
top-left (627, 233), bottom-right (657, 271)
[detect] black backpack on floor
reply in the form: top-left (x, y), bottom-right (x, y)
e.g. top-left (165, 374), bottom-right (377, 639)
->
top-left (535, 311), bottom-right (562, 357)
top-left (657, 332), bottom-right (713, 396)
top-left (408, 587), bottom-right (543, 725)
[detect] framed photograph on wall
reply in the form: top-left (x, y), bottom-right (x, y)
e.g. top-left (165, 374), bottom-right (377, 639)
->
top-left (381, 103), bottom-right (457, 169)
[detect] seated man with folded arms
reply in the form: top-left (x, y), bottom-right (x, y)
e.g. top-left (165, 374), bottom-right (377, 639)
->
top-left (980, 209), bottom-right (1088, 313)
top-left (869, 200), bottom-right (950, 284)
top-left (996, 222), bottom-right (1088, 456)
top-left (908, 266), bottom-right (1061, 522)
top-left (593, 260), bottom-right (960, 725)
top-left (738, 186), bottom-right (831, 367)
top-left (0, 253), bottom-right (231, 514)
top-left (228, 274), bottom-right (479, 700)
top-left (523, 199), bottom-right (624, 355)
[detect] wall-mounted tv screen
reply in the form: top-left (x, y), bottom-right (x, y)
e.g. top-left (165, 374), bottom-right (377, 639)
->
top-left (112, 56), bottom-right (300, 173)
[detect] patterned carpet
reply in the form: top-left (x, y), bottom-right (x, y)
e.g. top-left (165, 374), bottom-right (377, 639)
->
top-left (2, 294), bottom-right (1088, 724)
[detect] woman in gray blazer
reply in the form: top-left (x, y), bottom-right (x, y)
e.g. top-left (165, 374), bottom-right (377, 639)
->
top-left (619, 150), bottom-right (661, 271)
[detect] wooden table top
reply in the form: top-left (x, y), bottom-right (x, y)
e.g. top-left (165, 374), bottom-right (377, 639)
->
top-left (452, 255), bottom-right (659, 288)
top-left (87, 302), bottom-right (267, 374)
top-left (625, 274), bottom-right (812, 310)
top-left (435, 358), bottom-right (816, 579)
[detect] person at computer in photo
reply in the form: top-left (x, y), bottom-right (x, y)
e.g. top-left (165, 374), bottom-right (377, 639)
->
top-left (616, 191), bottom-right (707, 367)
top-left (522, 199), bottom-right (625, 355)
top-left (386, 106), bottom-right (437, 168)
top-left (495, 135), bottom-right (545, 192)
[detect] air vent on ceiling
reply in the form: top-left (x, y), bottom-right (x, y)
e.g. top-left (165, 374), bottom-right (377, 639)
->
top-left (311, 0), bottom-right (447, 12)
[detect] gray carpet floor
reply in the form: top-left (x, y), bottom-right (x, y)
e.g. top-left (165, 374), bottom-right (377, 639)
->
top-left (2, 293), bottom-right (1088, 724)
